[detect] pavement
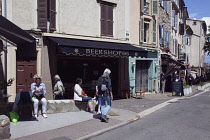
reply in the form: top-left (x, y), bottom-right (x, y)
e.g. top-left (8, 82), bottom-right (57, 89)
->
top-left (7, 85), bottom-right (200, 140)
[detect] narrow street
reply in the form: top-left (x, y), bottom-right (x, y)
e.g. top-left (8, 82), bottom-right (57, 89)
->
top-left (89, 91), bottom-right (210, 140)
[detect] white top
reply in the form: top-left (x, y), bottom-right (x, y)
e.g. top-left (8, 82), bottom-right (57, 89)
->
top-left (74, 84), bottom-right (82, 101)
top-left (31, 82), bottom-right (46, 97)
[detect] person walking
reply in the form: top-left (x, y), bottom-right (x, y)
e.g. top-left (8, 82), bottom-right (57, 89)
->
top-left (31, 74), bottom-right (47, 119)
top-left (53, 74), bottom-right (65, 100)
top-left (97, 68), bottom-right (113, 123)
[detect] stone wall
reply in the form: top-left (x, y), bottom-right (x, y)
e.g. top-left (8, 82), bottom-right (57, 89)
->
top-left (159, 4), bottom-right (171, 34)
top-left (46, 100), bottom-right (97, 114)
top-left (0, 115), bottom-right (10, 139)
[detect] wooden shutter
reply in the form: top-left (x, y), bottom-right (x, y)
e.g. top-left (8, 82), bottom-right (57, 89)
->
top-left (141, 0), bottom-right (144, 13)
top-left (107, 5), bottom-right (113, 36)
top-left (179, 23), bottom-right (184, 35)
top-left (140, 17), bottom-right (144, 42)
top-left (101, 4), bottom-right (113, 37)
top-left (153, 20), bottom-right (156, 44)
top-left (37, 0), bottom-right (47, 30)
top-left (152, 0), bottom-right (158, 15)
top-left (171, 10), bottom-right (175, 27)
top-left (175, 15), bottom-right (178, 30)
top-left (50, 0), bottom-right (56, 31)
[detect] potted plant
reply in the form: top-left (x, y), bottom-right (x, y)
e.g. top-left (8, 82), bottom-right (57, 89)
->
top-left (197, 82), bottom-right (205, 90)
top-left (0, 78), bottom-right (15, 96)
top-left (184, 85), bottom-right (190, 95)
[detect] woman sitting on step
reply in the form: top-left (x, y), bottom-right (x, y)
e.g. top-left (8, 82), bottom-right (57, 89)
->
top-left (73, 77), bottom-right (96, 115)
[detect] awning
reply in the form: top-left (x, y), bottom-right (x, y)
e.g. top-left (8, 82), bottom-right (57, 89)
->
top-left (0, 15), bottom-right (36, 58)
top-left (48, 37), bottom-right (148, 58)
top-left (161, 54), bottom-right (186, 80)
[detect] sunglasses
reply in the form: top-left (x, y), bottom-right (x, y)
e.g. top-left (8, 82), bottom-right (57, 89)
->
top-left (35, 78), bottom-right (41, 80)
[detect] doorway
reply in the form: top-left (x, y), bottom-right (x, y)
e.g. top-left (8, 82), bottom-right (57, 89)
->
top-left (16, 60), bottom-right (36, 93)
top-left (135, 60), bottom-right (151, 92)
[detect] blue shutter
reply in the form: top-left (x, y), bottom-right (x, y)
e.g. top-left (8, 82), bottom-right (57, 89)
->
top-left (165, 2), bottom-right (168, 13)
top-left (159, 24), bottom-right (163, 45)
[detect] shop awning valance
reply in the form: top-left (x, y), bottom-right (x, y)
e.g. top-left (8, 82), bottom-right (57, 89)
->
top-left (48, 37), bottom-right (148, 58)
top-left (0, 15), bottom-right (36, 58)
top-left (161, 54), bottom-right (186, 80)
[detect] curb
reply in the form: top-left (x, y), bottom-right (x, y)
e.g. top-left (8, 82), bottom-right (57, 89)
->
top-left (75, 115), bottom-right (141, 140)
top-left (74, 89), bottom-right (208, 140)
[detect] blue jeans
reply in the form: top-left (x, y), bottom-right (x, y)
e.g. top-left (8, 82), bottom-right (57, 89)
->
top-left (100, 95), bottom-right (111, 116)
top-left (82, 97), bottom-right (92, 102)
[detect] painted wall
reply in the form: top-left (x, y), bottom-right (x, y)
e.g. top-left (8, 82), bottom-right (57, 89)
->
top-left (129, 0), bottom-right (140, 45)
top-left (7, 0), bottom-right (127, 40)
top-left (187, 19), bottom-right (206, 70)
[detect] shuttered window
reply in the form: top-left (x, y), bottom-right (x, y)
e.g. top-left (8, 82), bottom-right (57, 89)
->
top-left (159, 24), bottom-right (163, 45)
top-left (37, 0), bottom-right (47, 30)
top-left (152, 20), bottom-right (156, 44)
top-left (37, 0), bottom-right (56, 31)
top-left (101, 3), bottom-right (114, 37)
top-left (49, 0), bottom-right (56, 31)
top-left (152, 0), bottom-right (158, 15)
top-left (140, 17), bottom-right (144, 42)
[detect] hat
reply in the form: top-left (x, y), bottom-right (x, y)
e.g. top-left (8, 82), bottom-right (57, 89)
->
top-left (33, 74), bottom-right (42, 79)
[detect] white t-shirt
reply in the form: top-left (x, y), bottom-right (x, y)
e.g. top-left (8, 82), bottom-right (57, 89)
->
top-left (74, 84), bottom-right (82, 101)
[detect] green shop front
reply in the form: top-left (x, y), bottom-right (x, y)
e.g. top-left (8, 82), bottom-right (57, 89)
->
top-left (129, 49), bottom-right (159, 96)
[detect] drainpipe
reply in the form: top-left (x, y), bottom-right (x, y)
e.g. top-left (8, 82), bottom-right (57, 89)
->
top-left (2, 0), bottom-right (7, 94)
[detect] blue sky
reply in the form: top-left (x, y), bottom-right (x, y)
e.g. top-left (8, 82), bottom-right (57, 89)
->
top-left (184, 0), bottom-right (210, 64)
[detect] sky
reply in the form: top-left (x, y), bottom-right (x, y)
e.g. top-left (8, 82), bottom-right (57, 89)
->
top-left (184, 0), bottom-right (210, 64)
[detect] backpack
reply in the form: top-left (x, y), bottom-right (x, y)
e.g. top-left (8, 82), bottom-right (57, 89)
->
top-left (98, 77), bottom-right (108, 92)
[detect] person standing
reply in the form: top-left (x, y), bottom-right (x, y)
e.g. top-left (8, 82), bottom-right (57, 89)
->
top-left (97, 68), bottom-right (113, 123)
top-left (53, 75), bottom-right (65, 100)
top-left (31, 74), bottom-right (47, 119)
top-left (188, 74), bottom-right (193, 86)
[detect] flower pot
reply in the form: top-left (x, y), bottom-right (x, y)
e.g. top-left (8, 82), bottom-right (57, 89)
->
top-left (189, 87), bottom-right (192, 93)
top-left (184, 88), bottom-right (189, 95)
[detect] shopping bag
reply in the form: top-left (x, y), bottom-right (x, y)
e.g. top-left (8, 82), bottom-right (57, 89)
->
top-left (9, 111), bottom-right (19, 123)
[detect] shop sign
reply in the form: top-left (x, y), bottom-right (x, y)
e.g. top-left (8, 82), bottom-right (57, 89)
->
top-left (61, 47), bottom-right (147, 58)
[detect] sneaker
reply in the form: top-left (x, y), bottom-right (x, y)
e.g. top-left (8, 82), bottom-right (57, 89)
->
top-left (34, 114), bottom-right (38, 120)
top-left (101, 115), bottom-right (108, 123)
top-left (90, 110), bottom-right (97, 115)
top-left (97, 110), bottom-right (101, 114)
top-left (42, 114), bottom-right (48, 118)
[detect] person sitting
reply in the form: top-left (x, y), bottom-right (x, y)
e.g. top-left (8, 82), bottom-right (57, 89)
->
top-left (31, 74), bottom-right (47, 119)
top-left (53, 74), bottom-right (65, 100)
top-left (74, 78), bottom-right (96, 114)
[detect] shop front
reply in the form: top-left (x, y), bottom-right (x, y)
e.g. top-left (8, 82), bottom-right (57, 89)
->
top-left (129, 50), bottom-right (159, 96)
top-left (43, 36), bottom-right (148, 99)
top-left (160, 54), bottom-right (186, 93)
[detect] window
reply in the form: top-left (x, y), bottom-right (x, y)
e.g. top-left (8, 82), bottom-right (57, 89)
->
top-left (100, 2), bottom-right (114, 37)
top-left (140, 18), bottom-right (156, 44)
top-left (144, 22), bottom-right (150, 42)
top-left (171, 10), bottom-right (178, 30)
top-left (37, 0), bottom-right (56, 31)
top-left (193, 21), bottom-right (197, 25)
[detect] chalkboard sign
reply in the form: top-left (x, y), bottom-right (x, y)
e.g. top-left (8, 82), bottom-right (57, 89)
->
top-left (172, 82), bottom-right (183, 96)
